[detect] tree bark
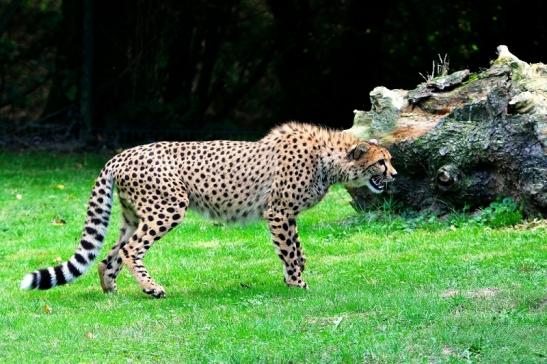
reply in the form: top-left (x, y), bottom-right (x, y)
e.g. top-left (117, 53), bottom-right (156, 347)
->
top-left (346, 46), bottom-right (547, 217)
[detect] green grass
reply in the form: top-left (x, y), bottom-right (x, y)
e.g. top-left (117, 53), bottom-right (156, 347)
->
top-left (0, 152), bottom-right (545, 363)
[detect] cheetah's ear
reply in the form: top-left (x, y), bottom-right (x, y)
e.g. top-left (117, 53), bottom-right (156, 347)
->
top-left (348, 143), bottom-right (369, 160)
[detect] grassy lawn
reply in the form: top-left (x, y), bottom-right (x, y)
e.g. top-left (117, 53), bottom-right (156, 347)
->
top-left (0, 152), bottom-right (545, 363)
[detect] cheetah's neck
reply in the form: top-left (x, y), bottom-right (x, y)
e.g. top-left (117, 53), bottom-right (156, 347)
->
top-left (316, 130), bottom-right (362, 186)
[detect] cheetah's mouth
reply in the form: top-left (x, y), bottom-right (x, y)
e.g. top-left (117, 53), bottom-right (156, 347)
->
top-left (367, 175), bottom-right (385, 193)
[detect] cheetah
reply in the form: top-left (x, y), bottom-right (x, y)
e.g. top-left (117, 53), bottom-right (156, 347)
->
top-left (21, 122), bottom-right (397, 298)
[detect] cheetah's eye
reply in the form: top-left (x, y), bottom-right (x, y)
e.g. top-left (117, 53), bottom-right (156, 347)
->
top-left (378, 159), bottom-right (385, 166)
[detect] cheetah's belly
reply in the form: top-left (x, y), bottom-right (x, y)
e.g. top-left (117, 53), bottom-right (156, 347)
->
top-left (189, 196), bottom-right (266, 222)
top-left (187, 188), bottom-right (269, 223)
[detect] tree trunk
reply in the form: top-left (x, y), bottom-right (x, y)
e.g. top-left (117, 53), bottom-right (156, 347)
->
top-left (346, 46), bottom-right (547, 217)
top-left (40, 0), bottom-right (81, 122)
top-left (79, 0), bottom-right (93, 144)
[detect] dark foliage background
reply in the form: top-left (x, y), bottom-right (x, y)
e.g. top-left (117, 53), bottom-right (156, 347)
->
top-left (0, 0), bottom-right (544, 146)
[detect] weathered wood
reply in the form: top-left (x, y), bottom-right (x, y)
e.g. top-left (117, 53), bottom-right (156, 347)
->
top-left (346, 46), bottom-right (546, 217)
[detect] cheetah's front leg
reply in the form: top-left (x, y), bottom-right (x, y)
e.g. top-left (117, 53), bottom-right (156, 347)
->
top-left (265, 210), bottom-right (308, 289)
top-left (292, 224), bottom-right (306, 272)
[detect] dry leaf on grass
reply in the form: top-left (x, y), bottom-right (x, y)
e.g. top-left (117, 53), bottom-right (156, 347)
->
top-left (51, 218), bottom-right (66, 226)
top-left (43, 304), bottom-right (52, 314)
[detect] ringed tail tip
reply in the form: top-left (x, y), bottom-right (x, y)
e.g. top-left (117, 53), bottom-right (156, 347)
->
top-left (20, 273), bottom-right (36, 290)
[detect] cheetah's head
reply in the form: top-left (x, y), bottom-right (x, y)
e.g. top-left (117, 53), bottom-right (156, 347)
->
top-left (343, 140), bottom-right (397, 193)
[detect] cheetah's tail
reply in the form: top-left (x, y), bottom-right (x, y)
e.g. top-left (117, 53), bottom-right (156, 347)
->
top-left (20, 168), bottom-right (115, 290)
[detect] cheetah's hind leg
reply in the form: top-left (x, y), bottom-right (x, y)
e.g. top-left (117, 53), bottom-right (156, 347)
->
top-left (120, 192), bottom-right (188, 298)
top-left (98, 204), bottom-right (138, 293)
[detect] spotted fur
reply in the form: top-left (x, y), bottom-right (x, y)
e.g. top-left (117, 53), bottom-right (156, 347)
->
top-left (21, 122), bottom-right (396, 297)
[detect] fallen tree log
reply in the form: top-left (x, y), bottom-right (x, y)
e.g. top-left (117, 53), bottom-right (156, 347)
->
top-left (346, 46), bottom-right (546, 217)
